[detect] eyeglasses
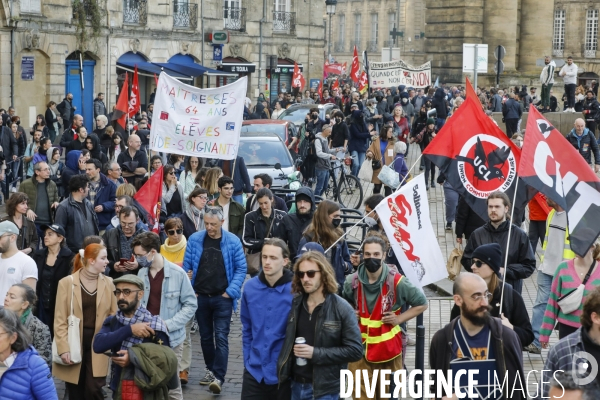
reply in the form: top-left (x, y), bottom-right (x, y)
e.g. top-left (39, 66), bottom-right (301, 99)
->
top-left (114, 289), bottom-right (142, 297)
top-left (296, 270), bottom-right (320, 279)
top-left (472, 259), bottom-right (487, 268)
top-left (120, 222), bottom-right (136, 228)
top-left (167, 229), bottom-right (183, 236)
top-left (195, 195), bottom-right (208, 200)
top-left (470, 291), bottom-right (493, 302)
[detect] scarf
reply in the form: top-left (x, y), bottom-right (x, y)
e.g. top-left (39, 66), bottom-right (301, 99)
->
top-left (162, 236), bottom-right (187, 264)
top-left (185, 205), bottom-right (205, 232)
top-left (19, 309), bottom-right (31, 325)
top-left (162, 182), bottom-right (178, 203)
top-left (116, 305), bottom-right (168, 350)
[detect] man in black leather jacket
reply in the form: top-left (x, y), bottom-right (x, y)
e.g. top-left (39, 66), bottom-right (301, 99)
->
top-left (460, 191), bottom-right (535, 295)
top-left (277, 251), bottom-right (362, 398)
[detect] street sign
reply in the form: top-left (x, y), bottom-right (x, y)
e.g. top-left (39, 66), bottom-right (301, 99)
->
top-left (213, 44), bottom-right (223, 62)
top-left (462, 44), bottom-right (488, 73)
top-left (493, 60), bottom-right (505, 74)
top-left (494, 45), bottom-right (506, 60)
top-left (212, 31), bottom-right (229, 44)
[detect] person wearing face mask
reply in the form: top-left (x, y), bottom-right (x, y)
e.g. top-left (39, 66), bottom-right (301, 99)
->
top-left (297, 200), bottom-right (352, 290)
top-left (348, 104), bottom-right (376, 177)
top-left (133, 231), bottom-right (197, 397)
top-left (400, 92), bottom-right (415, 125)
top-left (329, 110), bottom-right (349, 151)
top-left (342, 236), bottom-right (427, 400)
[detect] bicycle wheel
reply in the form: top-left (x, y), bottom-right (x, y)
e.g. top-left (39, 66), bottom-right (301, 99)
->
top-left (337, 174), bottom-right (363, 210)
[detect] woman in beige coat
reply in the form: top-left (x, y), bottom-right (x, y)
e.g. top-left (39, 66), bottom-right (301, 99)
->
top-left (366, 125), bottom-right (396, 196)
top-left (53, 243), bottom-right (117, 400)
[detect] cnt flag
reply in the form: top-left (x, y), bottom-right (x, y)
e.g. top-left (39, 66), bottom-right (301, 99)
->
top-left (358, 71), bottom-right (369, 94)
top-left (292, 62), bottom-right (306, 90)
top-left (350, 46), bottom-right (360, 83)
top-left (423, 93), bottom-right (535, 223)
top-left (375, 174), bottom-right (448, 289)
top-left (112, 72), bottom-right (129, 135)
top-left (520, 106), bottom-right (600, 256)
top-left (134, 166), bottom-right (163, 233)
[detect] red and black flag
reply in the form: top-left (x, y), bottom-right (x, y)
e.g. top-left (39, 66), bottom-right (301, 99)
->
top-left (521, 107), bottom-right (600, 256)
top-left (423, 94), bottom-right (534, 222)
top-left (134, 166), bottom-right (163, 234)
top-left (112, 72), bottom-right (129, 135)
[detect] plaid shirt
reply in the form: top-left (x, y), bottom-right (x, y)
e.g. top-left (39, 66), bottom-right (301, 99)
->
top-left (542, 328), bottom-right (585, 398)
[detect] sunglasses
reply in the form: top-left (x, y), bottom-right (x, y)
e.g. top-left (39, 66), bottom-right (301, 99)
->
top-left (167, 229), bottom-right (183, 235)
top-left (472, 259), bottom-right (486, 268)
top-left (296, 270), bottom-right (320, 279)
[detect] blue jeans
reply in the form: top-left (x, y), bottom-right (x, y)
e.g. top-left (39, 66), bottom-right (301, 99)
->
top-left (195, 294), bottom-right (233, 382)
top-left (435, 117), bottom-right (446, 131)
top-left (531, 271), bottom-right (553, 348)
top-left (443, 182), bottom-right (459, 223)
top-left (233, 194), bottom-right (244, 205)
top-left (314, 168), bottom-right (329, 196)
top-left (291, 381), bottom-right (339, 400)
top-left (351, 151), bottom-right (366, 177)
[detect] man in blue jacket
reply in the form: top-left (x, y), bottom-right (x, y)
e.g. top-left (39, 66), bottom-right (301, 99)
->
top-left (183, 206), bottom-right (247, 394)
top-left (567, 118), bottom-right (600, 172)
top-left (502, 93), bottom-right (523, 137)
top-left (85, 158), bottom-right (117, 232)
top-left (240, 238), bottom-right (293, 399)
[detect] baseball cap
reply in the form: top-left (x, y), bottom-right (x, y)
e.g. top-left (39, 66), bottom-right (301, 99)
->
top-left (296, 242), bottom-right (326, 260)
top-left (41, 224), bottom-right (66, 237)
top-left (113, 274), bottom-right (145, 290)
top-left (0, 221), bottom-right (19, 236)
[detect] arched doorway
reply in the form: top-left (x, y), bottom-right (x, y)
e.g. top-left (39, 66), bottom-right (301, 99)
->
top-left (65, 51), bottom-right (96, 132)
top-left (579, 71), bottom-right (600, 88)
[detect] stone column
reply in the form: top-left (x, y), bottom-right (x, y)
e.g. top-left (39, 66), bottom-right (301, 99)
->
top-left (483, 0), bottom-right (518, 71)
top-left (519, 0), bottom-right (554, 74)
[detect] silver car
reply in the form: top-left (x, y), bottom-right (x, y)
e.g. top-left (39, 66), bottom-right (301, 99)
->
top-left (238, 131), bottom-right (295, 188)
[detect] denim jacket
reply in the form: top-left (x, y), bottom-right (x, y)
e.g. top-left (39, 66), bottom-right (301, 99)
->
top-left (138, 257), bottom-right (198, 347)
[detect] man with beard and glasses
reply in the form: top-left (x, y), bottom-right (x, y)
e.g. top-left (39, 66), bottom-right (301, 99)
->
top-left (93, 275), bottom-right (174, 395)
top-left (429, 273), bottom-right (525, 400)
top-left (461, 191), bottom-right (535, 295)
top-left (283, 187), bottom-right (316, 257)
top-left (342, 236), bottom-right (427, 400)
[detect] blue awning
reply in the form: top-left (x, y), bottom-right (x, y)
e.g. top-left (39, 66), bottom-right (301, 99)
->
top-left (155, 62), bottom-right (237, 78)
top-left (117, 60), bottom-right (193, 81)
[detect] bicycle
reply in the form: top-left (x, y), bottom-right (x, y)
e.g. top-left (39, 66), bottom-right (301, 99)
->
top-left (320, 157), bottom-right (363, 210)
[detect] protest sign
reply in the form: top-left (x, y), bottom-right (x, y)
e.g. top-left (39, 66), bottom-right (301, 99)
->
top-left (368, 60), bottom-right (431, 88)
top-left (149, 72), bottom-right (247, 160)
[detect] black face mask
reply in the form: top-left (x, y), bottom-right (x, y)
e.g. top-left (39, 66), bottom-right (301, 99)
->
top-left (312, 114), bottom-right (318, 120)
top-left (364, 258), bottom-right (382, 273)
top-left (335, 118), bottom-right (342, 123)
top-left (332, 218), bottom-right (341, 228)
top-left (16, 120), bottom-right (20, 125)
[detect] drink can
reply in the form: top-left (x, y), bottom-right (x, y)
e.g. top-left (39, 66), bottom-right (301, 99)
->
top-left (295, 337), bottom-right (307, 366)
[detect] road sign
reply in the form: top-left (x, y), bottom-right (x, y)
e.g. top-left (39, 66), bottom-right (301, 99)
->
top-left (494, 60), bottom-right (505, 74)
top-left (212, 31), bottom-right (229, 44)
top-left (462, 44), bottom-right (488, 74)
top-left (494, 45), bottom-right (506, 60)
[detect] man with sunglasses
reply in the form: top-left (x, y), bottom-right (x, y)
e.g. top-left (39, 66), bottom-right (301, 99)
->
top-left (133, 232), bottom-right (197, 399)
top-left (93, 274), bottom-right (175, 396)
top-left (183, 206), bottom-right (247, 394)
top-left (429, 272), bottom-right (525, 399)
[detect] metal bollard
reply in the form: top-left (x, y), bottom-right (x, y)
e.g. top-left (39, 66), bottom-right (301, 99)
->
top-left (414, 313), bottom-right (426, 400)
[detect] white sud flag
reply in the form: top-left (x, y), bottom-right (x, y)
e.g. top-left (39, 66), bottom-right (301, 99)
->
top-left (375, 174), bottom-right (448, 289)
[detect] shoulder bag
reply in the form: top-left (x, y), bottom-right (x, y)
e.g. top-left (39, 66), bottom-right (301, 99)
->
top-left (245, 217), bottom-right (276, 276)
top-left (52, 276), bottom-right (82, 365)
top-left (557, 259), bottom-right (596, 315)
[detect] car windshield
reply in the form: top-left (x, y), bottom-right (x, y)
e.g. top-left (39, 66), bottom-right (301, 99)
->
top-left (279, 107), bottom-right (314, 125)
top-left (241, 124), bottom-right (286, 142)
top-left (238, 139), bottom-right (292, 168)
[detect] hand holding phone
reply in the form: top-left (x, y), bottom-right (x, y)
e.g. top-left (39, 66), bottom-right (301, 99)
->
top-left (103, 351), bottom-right (121, 357)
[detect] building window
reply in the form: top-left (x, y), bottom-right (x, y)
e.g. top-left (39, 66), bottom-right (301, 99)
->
top-left (552, 9), bottom-right (565, 57)
top-left (21, 0), bottom-right (41, 13)
top-left (354, 14), bottom-right (361, 46)
top-left (273, 0), bottom-right (290, 12)
top-left (371, 14), bottom-right (378, 44)
top-left (338, 14), bottom-right (345, 43)
top-left (585, 9), bottom-right (598, 51)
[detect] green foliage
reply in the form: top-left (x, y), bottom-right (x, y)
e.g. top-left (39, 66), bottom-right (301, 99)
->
top-left (72, 0), bottom-right (102, 51)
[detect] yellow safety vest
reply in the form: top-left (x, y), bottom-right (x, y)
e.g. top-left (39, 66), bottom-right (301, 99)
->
top-left (540, 209), bottom-right (576, 262)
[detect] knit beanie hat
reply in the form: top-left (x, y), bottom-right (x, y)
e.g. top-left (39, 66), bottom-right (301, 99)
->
top-left (426, 118), bottom-right (436, 126)
top-left (471, 243), bottom-right (502, 276)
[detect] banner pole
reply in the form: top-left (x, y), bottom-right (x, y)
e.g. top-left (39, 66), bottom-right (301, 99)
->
top-left (498, 180), bottom-right (520, 317)
top-left (325, 153), bottom-right (423, 253)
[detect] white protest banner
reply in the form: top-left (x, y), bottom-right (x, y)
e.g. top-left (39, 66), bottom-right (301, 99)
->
top-left (375, 174), bottom-right (448, 289)
top-left (368, 60), bottom-right (431, 89)
top-left (149, 72), bottom-right (247, 160)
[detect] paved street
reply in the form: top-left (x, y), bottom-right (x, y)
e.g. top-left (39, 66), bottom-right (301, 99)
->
top-left (47, 142), bottom-right (556, 399)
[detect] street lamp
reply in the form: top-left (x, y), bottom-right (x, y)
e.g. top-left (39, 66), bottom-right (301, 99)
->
top-left (325, 0), bottom-right (337, 57)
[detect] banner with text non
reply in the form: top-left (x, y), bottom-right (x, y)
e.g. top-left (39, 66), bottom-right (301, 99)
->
top-left (149, 72), bottom-right (247, 160)
top-left (368, 60), bottom-right (431, 89)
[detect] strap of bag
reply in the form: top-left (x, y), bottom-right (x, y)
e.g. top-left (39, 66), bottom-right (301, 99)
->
top-left (70, 275), bottom-right (75, 316)
top-left (266, 214), bottom-right (276, 239)
top-left (582, 258), bottom-right (597, 285)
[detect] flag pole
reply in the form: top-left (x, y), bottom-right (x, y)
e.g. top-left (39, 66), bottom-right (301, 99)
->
top-left (325, 153), bottom-right (423, 253)
top-left (498, 180), bottom-right (520, 317)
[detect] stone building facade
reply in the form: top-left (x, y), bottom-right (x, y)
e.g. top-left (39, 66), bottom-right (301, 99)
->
top-left (327, 0), bottom-right (427, 67)
top-left (425, 0), bottom-right (600, 87)
top-left (0, 0), bottom-right (325, 129)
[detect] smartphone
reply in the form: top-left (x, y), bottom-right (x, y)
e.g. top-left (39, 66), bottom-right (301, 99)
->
top-left (103, 352), bottom-right (121, 357)
top-left (119, 258), bottom-right (128, 264)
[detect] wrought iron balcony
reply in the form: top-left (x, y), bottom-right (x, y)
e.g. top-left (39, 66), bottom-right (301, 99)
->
top-left (348, 40), bottom-right (361, 51)
top-left (552, 49), bottom-right (564, 57)
top-left (73, 0), bottom-right (95, 20)
top-left (585, 49), bottom-right (597, 58)
top-left (223, 7), bottom-right (246, 31)
top-left (334, 41), bottom-right (346, 52)
top-left (123, 0), bottom-right (147, 25)
top-left (174, 2), bottom-right (198, 29)
top-left (273, 11), bottom-right (296, 33)
top-left (366, 40), bottom-right (378, 52)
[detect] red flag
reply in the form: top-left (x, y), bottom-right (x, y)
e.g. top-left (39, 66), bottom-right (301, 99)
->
top-left (111, 72), bottom-right (129, 135)
top-left (350, 46), bottom-right (360, 83)
top-left (466, 76), bottom-right (478, 100)
top-left (331, 79), bottom-right (339, 92)
top-left (292, 62), bottom-right (305, 89)
top-left (134, 166), bottom-right (164, 233)
top-left (154, 73), bottom-right (159, 86)
top-left (317, 80), bottom-right (323, 100)
top-left (128, 65), bottom-right (141, 118)
top-left (358, 71), bottom-right (369, 94)
top-left (342, 62), bottom-right (348, 75)
top-left (521, 107), bottom-right (600, 256)
top-left (423, 95), bottom-right (534, 222)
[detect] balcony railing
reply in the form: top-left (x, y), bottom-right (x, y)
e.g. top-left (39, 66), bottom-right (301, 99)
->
top-left (552, 49), bottom-right (564, 57)
top-left (334, 42), bottom-right (346, 52)
top-left (585, 49), bottom-right (597, 58)
top-left (174, 2), bottom-right (198, 29)
top-left (123, 0), bottom-right (147, 24)
top-left (273, 11), bottom-right (295, 33)
top-left (73, 0), bottom-right (94, 20)
top-left (366, 40), bottom-right (378, 52)
top-left (348, 40), bottom-right (361, 51)
top-left (223, 7), bottom-right (246, 31)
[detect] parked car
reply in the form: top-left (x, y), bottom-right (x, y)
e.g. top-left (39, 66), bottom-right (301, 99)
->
top-left (241, 119), bottom-right (298, 147)
top-left (238, 131), bottom-right (295, 188)
top-left (277, 103), bottom-right (335, 126)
